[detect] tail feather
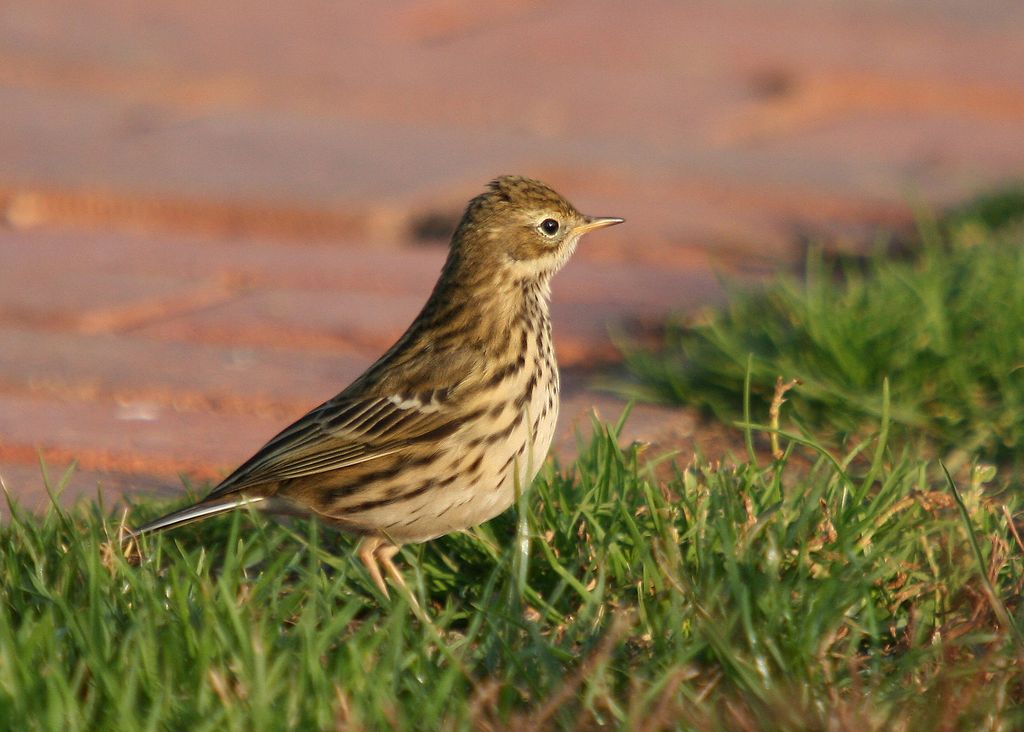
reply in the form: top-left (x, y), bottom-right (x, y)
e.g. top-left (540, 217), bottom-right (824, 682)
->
top-left (132, 495), bottom-right (268, 536)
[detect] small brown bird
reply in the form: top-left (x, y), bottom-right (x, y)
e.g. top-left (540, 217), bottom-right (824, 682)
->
top-left (132, 176), bottom-right (623, 597)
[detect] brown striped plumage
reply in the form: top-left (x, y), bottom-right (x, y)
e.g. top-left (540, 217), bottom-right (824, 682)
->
top-left (132, 176), bottom-right (623, 597)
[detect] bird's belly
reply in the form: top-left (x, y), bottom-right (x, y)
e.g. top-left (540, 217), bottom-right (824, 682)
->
top-left (364, 369), bottom-right (559, 544)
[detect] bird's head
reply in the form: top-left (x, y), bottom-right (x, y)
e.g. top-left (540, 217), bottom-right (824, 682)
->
top-left (450, 175), bottom-right (623, 283)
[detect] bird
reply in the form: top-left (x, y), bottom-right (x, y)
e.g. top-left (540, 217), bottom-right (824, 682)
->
top-left (130, 175), bottom-right (623, 598)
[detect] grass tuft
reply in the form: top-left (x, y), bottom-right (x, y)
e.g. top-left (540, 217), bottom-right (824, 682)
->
top-left (619, 218), bottom-right (1024, 466)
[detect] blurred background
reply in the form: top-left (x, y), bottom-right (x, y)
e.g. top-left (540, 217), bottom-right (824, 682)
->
top-left (1, 0), bottom-right (1023, 510)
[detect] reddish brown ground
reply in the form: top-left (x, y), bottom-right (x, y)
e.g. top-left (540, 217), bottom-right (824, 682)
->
top-left (1, 1), bottom-right (1022, 511)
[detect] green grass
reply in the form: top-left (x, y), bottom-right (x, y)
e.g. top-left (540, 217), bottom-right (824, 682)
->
top-left (619, 214), bottom-right (1024, 467)
top-left (2, 407), bottom-right (1023, 729)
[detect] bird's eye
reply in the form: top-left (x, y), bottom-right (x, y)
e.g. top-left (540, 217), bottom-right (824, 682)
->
top-left (539, 218), bottom-right (560, 236)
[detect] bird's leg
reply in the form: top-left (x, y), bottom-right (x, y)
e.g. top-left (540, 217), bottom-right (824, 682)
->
top-left (375, 542), bottom-right (407, 595)
top-left (357, 535), bottom-right (390, 597)
top-left (357, 535), bottom-right (422, 614)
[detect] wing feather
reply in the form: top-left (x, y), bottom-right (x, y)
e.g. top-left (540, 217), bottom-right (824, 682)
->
top-left (205, 392), bottom-right (460, 498)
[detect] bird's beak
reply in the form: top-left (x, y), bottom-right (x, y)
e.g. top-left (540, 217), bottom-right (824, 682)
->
top-left (575, 216), bottom-right (625, 234)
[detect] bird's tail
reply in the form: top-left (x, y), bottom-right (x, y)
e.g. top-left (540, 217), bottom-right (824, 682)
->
top-left (131, 494), bottom-right (268, 536)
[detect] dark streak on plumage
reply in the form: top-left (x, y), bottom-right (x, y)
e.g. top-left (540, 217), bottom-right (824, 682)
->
top-left (498, 452), bottom-right (517, 474)
top-left (514, 371), bottom-right (538, 411)
top-left (485, 354), bottom-right (527, 389)
top-left (348, 478), bottom-right (439, 514)
top-left (498, 417), bottom-right (520, 442)
top-left (325, 453), bottom-right (437, 503)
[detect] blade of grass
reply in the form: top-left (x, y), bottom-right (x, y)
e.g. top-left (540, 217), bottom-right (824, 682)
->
top-left (941, 461), bottom-right (1023, 648)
